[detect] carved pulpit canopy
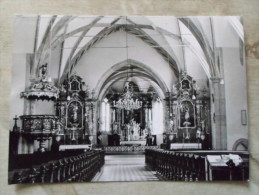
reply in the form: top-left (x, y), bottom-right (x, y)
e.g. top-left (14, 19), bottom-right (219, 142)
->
top-left (20, 63), bottom-right (59, 101)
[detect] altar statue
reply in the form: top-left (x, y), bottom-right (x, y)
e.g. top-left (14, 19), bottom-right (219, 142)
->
top-left (183, 108), bottom-right (191, 140)
top-left (143, 128), bottom-right (148, 138)
top-left (196, 127), bottom-right (202, 139)
top-left (128, 119), bottom-right (140, 141)
top-left (72, 105), bottom-right (79, 123)
top-left (184, 108), bottom-right (190, 121)
top-left (169, 119), bottom-right (174, 132)
top-left (126, 123), bottom-right (131, 141)
top-left (133, 122), bottom-right (140, 140)
top-left (56, 120), bottom-right (63, 134)
top-left (200, 119), bottom-right (205, 131)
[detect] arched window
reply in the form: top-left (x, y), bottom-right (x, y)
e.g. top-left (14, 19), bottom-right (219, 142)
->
top-left (101, 98), bottom-right (110, 132)
top-left (152, 98), bottom-right (164, 134)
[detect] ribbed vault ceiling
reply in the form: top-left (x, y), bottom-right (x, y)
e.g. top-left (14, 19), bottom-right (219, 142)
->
top-left (31, 15), bottom-right (243, 97)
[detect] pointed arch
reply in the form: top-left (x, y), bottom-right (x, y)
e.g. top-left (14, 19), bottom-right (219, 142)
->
top-left (95, 59), bottom-right (169, 101)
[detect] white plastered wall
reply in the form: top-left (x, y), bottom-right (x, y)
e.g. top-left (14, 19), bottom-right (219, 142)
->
top-left (213, 16), bottom-right (248, 150)
top-left (75, 31), bottom-right (177, 93)
top-left (222, 47), bottom-right (248, 150)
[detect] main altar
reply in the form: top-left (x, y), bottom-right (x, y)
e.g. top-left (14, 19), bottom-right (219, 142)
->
top-left (105, 81), bottom-right (156, 147)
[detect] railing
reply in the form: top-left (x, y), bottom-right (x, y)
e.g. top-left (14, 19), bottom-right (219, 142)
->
top-left (9, 150), bottom-right (105, 184)
top-left (104, 145), bottom-right (160, 153)
top-left (145, 149), bottom-right (249, 181)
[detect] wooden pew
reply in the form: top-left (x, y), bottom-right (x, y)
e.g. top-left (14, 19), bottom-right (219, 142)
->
top-left (10, 150), bottom-right (105, 184)
top-left (145, 149), bottom-right (249, 181)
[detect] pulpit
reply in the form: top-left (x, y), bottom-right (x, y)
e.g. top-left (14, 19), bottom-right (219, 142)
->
top-left (19, 115), bottom-right (58, 152)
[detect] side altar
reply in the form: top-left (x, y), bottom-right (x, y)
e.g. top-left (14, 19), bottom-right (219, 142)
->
top-left (163, 71), bottom-right (211, 150)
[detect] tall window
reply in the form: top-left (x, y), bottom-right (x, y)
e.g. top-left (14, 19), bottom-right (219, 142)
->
top-left (101, 98), bottom-right (110, 132)
top-left (152, 98), bottom-right (164, 134)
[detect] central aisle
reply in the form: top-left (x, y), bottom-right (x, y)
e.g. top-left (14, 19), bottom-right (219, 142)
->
top-left (91, 154), bottom-right (161, 182)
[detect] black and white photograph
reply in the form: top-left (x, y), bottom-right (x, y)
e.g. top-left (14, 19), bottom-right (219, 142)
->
top-left (8, 15), bottom-right (249, 184)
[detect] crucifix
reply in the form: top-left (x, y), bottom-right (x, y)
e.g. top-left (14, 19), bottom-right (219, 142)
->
top-left (13, 115), bottom-right (19, 131)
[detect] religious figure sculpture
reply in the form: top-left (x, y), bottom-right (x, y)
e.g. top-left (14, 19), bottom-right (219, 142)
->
top-left (39, 63), bottom-right (48, 80)
top-left (126, 119), bottom-right (141, 141)
top-left (126, 123), bottom-right (131, 141)
top-left (183, 108), bottom-right (191, 140)
top-left (196, 127), bottom-right (201, 139)
top-left (200, 119), bottom-right (205, 132)
top-left (169, 119), bottom-right (174, 132)
top-left (56, 120), bottom-right (63, 134)
top-left (130, 119), bottom-right (140, 141)
top-left (133, 123), bottom-right (140, 141)
top-left (72, 105), bottom-right (79, 124)
top-left (184, 108), bottom-right (190, 121)
top-left (143, 128), bottom-right (148, 139)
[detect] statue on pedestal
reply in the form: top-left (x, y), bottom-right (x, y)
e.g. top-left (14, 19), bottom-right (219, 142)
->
top-left (39, 63), bottom-right (48, 80)
top-left (56, 120), bottom-right (63, 134)
top-left (72, 105), bottom-right (79, 124)
top-left (130, 119), bottom-right (140, 141)
top-left (183, 108), bottom-right (191, 140)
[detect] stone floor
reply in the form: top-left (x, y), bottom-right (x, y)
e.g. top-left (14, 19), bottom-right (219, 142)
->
top-left (91, 155), bottom-right (161, 182)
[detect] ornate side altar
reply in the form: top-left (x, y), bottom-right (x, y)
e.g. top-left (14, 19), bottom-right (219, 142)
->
top-left (166, 71), bottom-right (211, 149)
top-left (55, 74), bottom-right (96, 146)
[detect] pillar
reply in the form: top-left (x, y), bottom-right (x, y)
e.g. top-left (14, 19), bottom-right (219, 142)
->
top-left (210, 77), bottom-right (227, 150)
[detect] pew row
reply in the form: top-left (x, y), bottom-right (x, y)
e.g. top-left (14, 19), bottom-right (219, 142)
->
top-left (9, 150), bottom-right (105, 184)
top-left (145, 149), bottom-right (249, 181)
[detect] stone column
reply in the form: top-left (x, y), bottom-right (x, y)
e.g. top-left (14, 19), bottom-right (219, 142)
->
top-left (121, 109), bottom-right (124, 124)
top-left (148, 108), bottom-right (152, 132)
top-left (144, 105), bottom-right (148, 128)
top-left (164, 99), bottom-right (170, 134)
top-left (210, 77), bottom-right (227, 150)
top-left (92, 101), bottom-right (98, 144)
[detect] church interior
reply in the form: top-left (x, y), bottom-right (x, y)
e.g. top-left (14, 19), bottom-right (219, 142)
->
top-left (9, 16), bottom-right (249, 183)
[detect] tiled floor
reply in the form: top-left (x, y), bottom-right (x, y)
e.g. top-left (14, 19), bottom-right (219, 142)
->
top-left (91, 155), bottom-right (161, 182)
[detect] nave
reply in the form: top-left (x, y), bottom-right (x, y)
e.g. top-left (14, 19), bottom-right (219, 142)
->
top-left (92, 155), bottom-right (161, 182)
top-left (9, 16), bottom-right (249, 184)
